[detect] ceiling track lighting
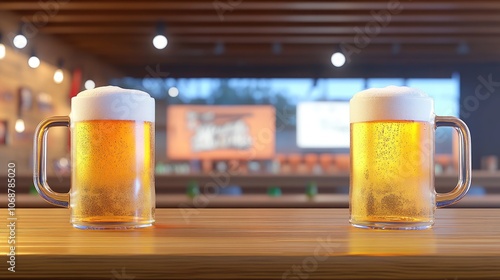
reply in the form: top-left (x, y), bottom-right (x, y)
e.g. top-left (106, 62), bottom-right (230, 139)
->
top-left (0, 33), bottom-right (6, 59)
top-left (13, 24), bottom-right (28, 49)
top-left (15, 118), bottom-right (25, 133)
top-left (53, 59), bottom-right (64, 84)
top-left (84, 79), bottom-right (96, 90)
top-left (28, 49), bottom-right (40, 69)
top-left (330, 51), bottom-right (346, 68)
top-left (168, 86), bottom-right (179, 97)
top-left (153, 22), bottom-right (168, 50)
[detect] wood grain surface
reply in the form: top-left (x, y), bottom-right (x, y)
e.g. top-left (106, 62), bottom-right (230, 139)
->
top-left (1, 209), bottom-right (500, 279)
top-left (4, 193), bottom-right (500, 208)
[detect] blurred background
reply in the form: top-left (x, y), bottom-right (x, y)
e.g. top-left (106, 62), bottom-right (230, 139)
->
top-left (0, 0), bottom-right (499, 207)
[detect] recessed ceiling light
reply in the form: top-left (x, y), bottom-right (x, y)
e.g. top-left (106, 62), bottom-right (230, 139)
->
top-left (0, 43), bottom-right (5, 60)
top-left (84, 79), bottom-right (96, 90)
top-left (13, 34), bottom-right (27, 49)
top-left (168, 86), bottom-right (179, 97)
top-left (53, 69), bottom-right (64, 84)
top-left (331, 52), bottom-right (346, 68)
top-left (153, 35), bottom-right (168, 50)
top-left (28, 55), bottom-right (40, 69)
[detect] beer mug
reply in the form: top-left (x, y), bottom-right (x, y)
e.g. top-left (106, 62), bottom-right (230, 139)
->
top-left (33, 86), bottom-right (155, 229)
top-left (349, 86), bottom-right (471, 230)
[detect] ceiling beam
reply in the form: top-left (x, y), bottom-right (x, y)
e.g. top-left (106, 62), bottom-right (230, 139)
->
top-left (4, 0), bottom-right (500, 78)
top-left (16, 14), bottom-right (500, 24)
top-left (73, 44), bottom-right (491, 56)
top-left (101, 54), bottom-right (500, 66)
top-left (59, 34), bottom-right (500, 45)
top-left (2, 1), bottom-right (500, 11)
top-left (40, 25), bottom-right (500, 35)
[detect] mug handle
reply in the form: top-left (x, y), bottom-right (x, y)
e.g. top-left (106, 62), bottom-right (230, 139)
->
top-left (33, 116), bottom-right (71, 208)
top-left (435, 116), bottom-right (472, 208)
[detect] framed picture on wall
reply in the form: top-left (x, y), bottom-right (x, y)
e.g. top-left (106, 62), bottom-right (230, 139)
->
top-left (37, 92), bottom-right (54, 112)
top-left (0, 120), bottom-right (8, 145)
top-left (19, 86), bottom-right (33, 111)
top-left (0, 90), bottom-right (15, 104)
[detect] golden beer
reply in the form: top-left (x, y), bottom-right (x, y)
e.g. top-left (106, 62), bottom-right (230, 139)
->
top-left (70, 120), bottom-right (155, 228)
top-left (349, 86), bottom-right (471, 230)
top-left (350, 120), bottom-right (434, 228)
top-left (33, 86), bottom-right (156, 229)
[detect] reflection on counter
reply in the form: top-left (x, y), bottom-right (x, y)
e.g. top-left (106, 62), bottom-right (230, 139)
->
top-left (349, 227), bottom-right (436, 256)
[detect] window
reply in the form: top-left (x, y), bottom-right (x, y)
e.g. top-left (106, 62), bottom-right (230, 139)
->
top-left (112, 76), bottom-right (460, 154)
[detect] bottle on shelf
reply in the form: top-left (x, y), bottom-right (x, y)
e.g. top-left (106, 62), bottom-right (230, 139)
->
top-left (186, 180), bottom-right (200, 198)
top-left (267, 186), bottom-right (282, 197)
top-left (305, 181), bottom-right (318, 199)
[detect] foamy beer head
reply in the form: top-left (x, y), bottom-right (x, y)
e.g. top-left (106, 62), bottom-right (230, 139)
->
top-left (71, 86), bottom-right (155, 122)
top-left (350, 86), bottom-right (433, 123)
top-left (349, 86), bottom-right (437, 229)
top-left (68, 86), bottom-right (156, 229)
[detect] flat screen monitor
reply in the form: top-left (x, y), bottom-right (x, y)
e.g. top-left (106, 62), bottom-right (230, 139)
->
top-left (296, 101), bottom-right (350, 148)
top-left (167, 105), bottom-right (276, 160)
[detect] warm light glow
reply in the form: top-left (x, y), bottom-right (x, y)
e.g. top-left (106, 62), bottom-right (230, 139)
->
top-left (0, 44), bottom-right (5, 60)
top-left (15, 119), bottom-right (25, 133)
top-left (58, 157), bottom-right (70, 167)
top-left (331, 52), bottom-right (346, 67)
top-left (53, 69), bottom-right (64, 84)
top-left (28, 55), bottom-right (40, 68)
top-left (84, 79), bottom-right (95, 90)
top-left (153, 35), bottom-right (168, 49)
top-left (168, 86), bottom-right (179, 97)
top-left (13, 34), bottom-right (27, 49)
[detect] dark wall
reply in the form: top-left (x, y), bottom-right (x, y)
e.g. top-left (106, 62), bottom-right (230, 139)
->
top-left (459, 66), bottom-right (500, 169)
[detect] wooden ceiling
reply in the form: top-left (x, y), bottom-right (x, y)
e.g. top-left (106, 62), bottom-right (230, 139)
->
top-left (2, 0), bottom-right (500, 78)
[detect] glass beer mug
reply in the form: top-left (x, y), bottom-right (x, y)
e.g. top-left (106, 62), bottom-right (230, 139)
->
top-left (349, 86), bottom-right (471, 230)
top-left (33, 86), bottom-right (155, 229)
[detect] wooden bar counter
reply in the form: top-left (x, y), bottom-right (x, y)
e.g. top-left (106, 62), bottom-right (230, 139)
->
top-left (1, 209), bottom-right (500, 279)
